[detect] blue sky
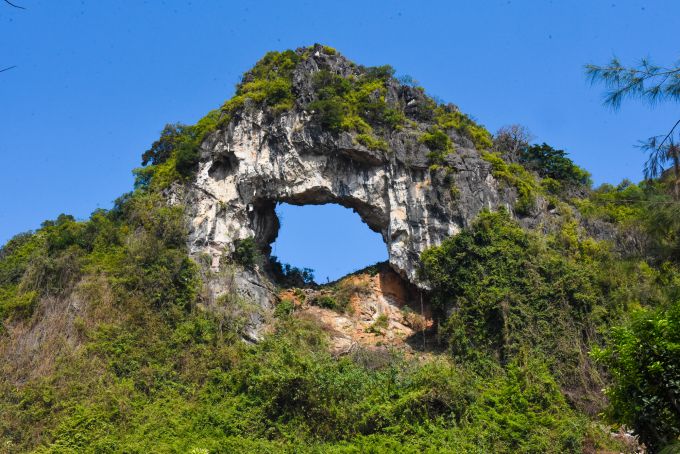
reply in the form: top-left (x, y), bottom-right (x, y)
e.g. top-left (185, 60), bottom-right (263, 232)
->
top-left (1, 0), bottom-right (678, 280)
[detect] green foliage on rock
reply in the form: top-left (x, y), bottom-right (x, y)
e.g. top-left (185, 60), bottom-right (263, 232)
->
top-left (308, 66), bottom-right (404, 139)
top-left (482, 151), bottom-right (542, 214)
top-left (419, 106), bottom-right (493, 165)
top-left (576, 178), bottom-right (680, 263)
top-left (355, 133), bottom-right (388, 151)
top-left (520, 143), bottom-right (592, 188)
top-left (434, 105), bottom-right (493, 150)
top-left (137, 109), bottom-right (223, 187)
top-left (222, 50), bottom-right (301, 115)
top-left (232, 237), bottom-right (263, 269)
top-left (420, 126), bottom-right (453, 164)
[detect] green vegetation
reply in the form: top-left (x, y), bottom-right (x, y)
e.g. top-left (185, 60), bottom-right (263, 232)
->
top-left (273, 298), bottom-right (295, 318)
top-left (136, 109), bottom-right (223, 187)
top-left (421, 209), bottom-right (679, 419)
top-left (482, 151), bottom-right (542, 214)
top-left (576, 178), bottom-right (680, 262)
top-left (420, 188), bottom-right (680, 451)
top-left (420, 105), bottom-right (493, 167)
top-left (434, 106), bottom-right (493, 150)
top-left (0, 192), bottom-right (645, 452)
top-left (481, 138), bottom-right (592, 214)
top-left (4, 46), bottom-right (680, 452)
top-left (592, 301), bottom-right (680, 452)
top-left (355, 133), bottom-right (388, 151)
top-left (222, 50), bottom-right (301, 115)
top-left (268, 255), bottom-right (315, 287)
top-left (308, 65), bottom-right (404, 141)
top-left (420, 126), bottom-right (453, 164)
top-left (232, 237), bottom-right (263, 269)
top-left (520, 143), bottom-right (592, 189)
top-left (366, 313), bottom-right (389, 334)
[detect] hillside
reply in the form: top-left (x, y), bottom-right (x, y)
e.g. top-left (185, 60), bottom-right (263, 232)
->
top-left (1, 44), bottom-right (679, 453)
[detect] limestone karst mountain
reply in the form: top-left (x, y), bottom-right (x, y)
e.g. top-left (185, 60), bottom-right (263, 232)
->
top-left (2, 45), bottom-right (675, 452)
top-left (167, 45), bottom-right (562, 339)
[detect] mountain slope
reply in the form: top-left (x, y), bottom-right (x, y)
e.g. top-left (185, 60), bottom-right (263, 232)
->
top-left (2, 44), bottom-right (679, 453)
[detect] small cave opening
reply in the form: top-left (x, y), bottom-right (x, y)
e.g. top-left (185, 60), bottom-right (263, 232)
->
top-left (269, 203), bottom-right (388, 285)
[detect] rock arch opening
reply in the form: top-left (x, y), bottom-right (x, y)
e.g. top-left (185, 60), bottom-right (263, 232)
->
top-left (269, 203), bottom-right (389, 284)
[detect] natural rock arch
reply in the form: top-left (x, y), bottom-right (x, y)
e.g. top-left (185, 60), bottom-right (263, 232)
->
top-left (176, 45), bottom-right (527, 296)
top-left (184, 110), bottom-right (512, 288)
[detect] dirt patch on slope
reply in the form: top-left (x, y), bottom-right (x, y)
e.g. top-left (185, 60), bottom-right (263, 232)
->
top-left (278, 264), bottom-right (433, 356)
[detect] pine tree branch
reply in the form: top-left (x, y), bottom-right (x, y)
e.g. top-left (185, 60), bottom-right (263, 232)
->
top-left (3, 0), bottom-right (25, 9)
top-left (658, 119), bottom-right (680, 151)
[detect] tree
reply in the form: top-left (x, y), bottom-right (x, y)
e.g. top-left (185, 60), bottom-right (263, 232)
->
top-left (141, 123), bottom-right (190, 166)
top-left (592, 301), bottom-right (680, 452)
top-left (493, 124), bottom-right (533, 163)
top-left (586, 57), bottom-right (680, 196)
top-left (520, 143), bottom-right (591, 188)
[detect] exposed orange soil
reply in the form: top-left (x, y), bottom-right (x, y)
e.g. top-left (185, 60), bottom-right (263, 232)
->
top-left (278, 265), bottom-right (433, 356)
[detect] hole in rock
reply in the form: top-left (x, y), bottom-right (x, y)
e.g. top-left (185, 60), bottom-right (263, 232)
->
top-left (270, 203), bottom-right (388, 285)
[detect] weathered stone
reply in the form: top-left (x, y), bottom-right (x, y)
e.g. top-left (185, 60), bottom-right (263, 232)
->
top-left (181, 45), bottom-right (521, 294)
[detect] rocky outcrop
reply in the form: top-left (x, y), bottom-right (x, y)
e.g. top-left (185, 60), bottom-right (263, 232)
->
top-left (279, 264), bottom-right (432, 356)
top-left (182, 45), bottom-right (520, 292)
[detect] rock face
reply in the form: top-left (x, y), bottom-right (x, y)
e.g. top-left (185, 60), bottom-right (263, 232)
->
top-left (183, 45), bottom-right (519, 290)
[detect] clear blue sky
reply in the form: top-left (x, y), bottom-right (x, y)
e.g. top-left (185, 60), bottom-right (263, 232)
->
top-left (1, 1), bottom-right (678, 280)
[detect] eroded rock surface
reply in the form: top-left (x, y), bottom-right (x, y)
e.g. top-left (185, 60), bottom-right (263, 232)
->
top-left (183, 45), bottom-right (519, 290)
top-left (278, 264), bottom-right (433, 355)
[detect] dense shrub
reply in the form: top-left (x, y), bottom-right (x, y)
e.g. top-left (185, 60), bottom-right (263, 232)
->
top-left (232, 237), bottom-right (262, 269)
top-left (222, 50), bottom-right (301, 115)
top-left (593, 301), bottom-right (680, 452)
top-left (308, 67), bottom-right (404, 138)
top-left (482, 152), bottom-right (541, 214)
top-left (520, 143), bottom-right (591, 188)
top-left (137, 109), bottom-right (222, 186)
top-left (269, 255), bottom-right (315, 287)
top-left (421, 209), bottom-right (658, 411)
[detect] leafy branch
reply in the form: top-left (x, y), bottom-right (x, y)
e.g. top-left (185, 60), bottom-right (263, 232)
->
top-left (586, 57), bottom-right (680, 108)
top-left (587, 56), bottom-right (680, 195)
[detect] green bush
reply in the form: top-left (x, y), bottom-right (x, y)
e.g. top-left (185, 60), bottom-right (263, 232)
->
top-left (222, 50), bottom-right (301, 115)
top-left (592, 301), bottom-right (680, 452)
top-left (355, 133), bottom-right (388, 151)
top-left (520, 143), bottom-right (591, 188)
top-left (421, 209), bottom-right (655, 409)
top-left (482, 152), bottom-right (541, 214)
top-left (420, 126), bottom-right (453, 162)
top-left (308, 66), bottom-right (404, 139)
top-left (273, 299), bottom-right (295, 318)
top-left (434, 106), bottom-right (493, 150)
top-left (313, 294), bottom-right (339, 311)
top-left (232, 237), bottom-right (262, 269)
top-left (137, 109), bottom-right (223, 186)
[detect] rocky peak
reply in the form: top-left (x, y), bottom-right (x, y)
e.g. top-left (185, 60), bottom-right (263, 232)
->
top-left (177, 44), bottom-right (522, 306)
